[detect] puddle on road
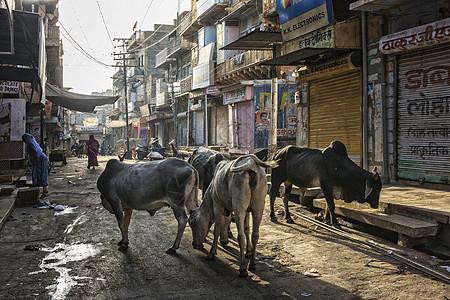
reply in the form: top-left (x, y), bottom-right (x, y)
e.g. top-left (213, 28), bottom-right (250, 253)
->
top-left (29, 211), bottom-right (103, 299)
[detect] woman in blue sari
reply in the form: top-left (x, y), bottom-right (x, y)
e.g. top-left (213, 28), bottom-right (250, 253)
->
top-left (22, 133), bottom-right (49, 198)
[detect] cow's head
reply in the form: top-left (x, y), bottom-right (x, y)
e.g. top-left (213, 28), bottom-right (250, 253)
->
top-left (363, 167), bottom-right (382, 208)
top-left (188, 207), bottom-right (213, 250)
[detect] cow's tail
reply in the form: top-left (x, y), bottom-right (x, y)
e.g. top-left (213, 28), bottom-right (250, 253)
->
top-left (185, 166), bottom-right (199, 214)
top-left (230, 154), bottom-right (278, 173)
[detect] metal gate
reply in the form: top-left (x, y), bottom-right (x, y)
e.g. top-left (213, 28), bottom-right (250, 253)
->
top-left (309, 70), bottom-right (362, 164)
top-left (397, 44), bottom-right (450, 184)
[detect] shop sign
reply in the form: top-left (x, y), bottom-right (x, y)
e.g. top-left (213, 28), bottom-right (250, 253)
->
top-left (0, 81), bottom-right (19, 94)
top-left (223, 88), bottom-right (246, 105)
top-left (297, 53), bottom-right (359, 81)
top-left (284, 26), bottom-right (334, 53)
top-left (206, 86), bottom-right (220, 95)
top-left (276, 0), bottom-right (334, 42)
top-left (380, 17), bottom-right (450, 54)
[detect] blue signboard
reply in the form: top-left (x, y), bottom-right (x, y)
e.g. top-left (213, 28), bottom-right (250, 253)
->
top-left (276, 0), bottom-right (334, 42)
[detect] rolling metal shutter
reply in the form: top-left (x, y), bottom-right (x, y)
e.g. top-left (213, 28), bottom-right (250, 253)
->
top-left (309, 71), bottom-right (362, 164)
top-left (397, 44), bottom-right (450, 184)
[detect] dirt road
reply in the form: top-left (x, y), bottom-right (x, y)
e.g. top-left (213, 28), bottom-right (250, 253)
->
top-left (0, 155), bottom-right (448, 299)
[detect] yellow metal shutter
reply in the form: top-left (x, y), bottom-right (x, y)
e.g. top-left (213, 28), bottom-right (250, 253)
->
top-left (309, 70), bottom-right (362, 164)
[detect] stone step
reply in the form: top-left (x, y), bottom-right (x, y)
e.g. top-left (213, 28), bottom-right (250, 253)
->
top-left (0, 195), bottom-right (16, 230)
top-left (379, 199), bottom-right (450, 224)
top-left (313, 198), bottom-right (439, 240)
top-left (0, 185), bottom-right (15, 196)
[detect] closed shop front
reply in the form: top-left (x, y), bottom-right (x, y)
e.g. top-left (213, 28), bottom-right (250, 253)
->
top-left (397, 43), bottom-right (450, 184)
top-left (307, 68), bottom-right (362, 164)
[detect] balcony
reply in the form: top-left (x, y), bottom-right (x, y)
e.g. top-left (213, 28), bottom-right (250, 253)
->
top-left (46, 25), bottom-right (60, 47)
top-left (262, 0), bottom-right (277, 18)
top-left (216, 50), bottom-right (273, 84)
top-left (197, 0), bottom-right (229, 25)
top-left (179, 11), bottom-right (202, 40)
top-left (128, 67), bottom-right (145, 82)
top-left (155, 48), bottom-right (176, 69)
top-left (126, 30), bottom-right (147, 51)
top-left (180, 76), bottom-right (192, 94)
top-left (167, 36), bottom-right (191, 58)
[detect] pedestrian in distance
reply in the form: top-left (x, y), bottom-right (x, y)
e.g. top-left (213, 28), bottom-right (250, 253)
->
top-left (86, 135), bottom-right (100, 169)
top-left (22, 133), bottom-right (49, 199)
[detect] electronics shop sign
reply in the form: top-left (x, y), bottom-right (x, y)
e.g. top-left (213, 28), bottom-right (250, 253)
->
top-left (276, 0), bottom-right (334, 42)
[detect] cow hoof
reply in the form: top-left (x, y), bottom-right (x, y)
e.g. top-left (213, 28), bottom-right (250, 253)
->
top-left (206, 255), bottom-right (215, 261)
top-left (239, 270), bottom-right (248, 277)
top-left (220, 240), bottom-right (229, 246)
top-left (286, 218), bottom-right (295, 224)
top-left (248, 263), bottom-right (256, 271)
top-left (270, 216), bottom-right (278, 223)
top-left (332, 223), bottom-right (342, 229)
top-left (118, 244), bottom-right (128, 252)
top-left (166, 248), bottom-right (176, 254)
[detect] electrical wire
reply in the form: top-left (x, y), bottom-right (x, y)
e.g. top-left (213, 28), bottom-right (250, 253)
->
top-left (59, 24), bottom-right (114, 68)
top-left (138, 0), bottom-right (155, 31)
top-left (68, 0), bottom-right (98, 60)
top-left (95, 0), bottom-right (115, 48)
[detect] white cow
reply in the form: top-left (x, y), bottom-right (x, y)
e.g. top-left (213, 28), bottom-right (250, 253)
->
top-left (189, 154), bottom-right (277, 277)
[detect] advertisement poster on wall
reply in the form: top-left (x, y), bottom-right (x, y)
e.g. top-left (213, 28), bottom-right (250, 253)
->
top-left (254, 83), bottom-right (297, 149)
top-left (254, 85), bottom-right (271, 149)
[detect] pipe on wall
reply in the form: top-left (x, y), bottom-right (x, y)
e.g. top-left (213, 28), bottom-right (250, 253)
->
top-left (362, 11), bottom-right (369, 170)
top-left (380, 15), bottom-right (389, 182)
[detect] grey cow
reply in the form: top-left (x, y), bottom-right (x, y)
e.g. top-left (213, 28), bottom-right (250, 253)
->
top-left (189, 154), bottom-right (278, 277)
top-left (97, 158), bottom-right (199, 254)
top-left (269, 141), bottom-right (382, 226)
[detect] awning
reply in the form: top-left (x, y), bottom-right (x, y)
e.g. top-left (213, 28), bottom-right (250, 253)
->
top-left (261, 48), bottom-right (352, 66)
top-left (46, 83), bottom-right (119, 113)
top-left (0, 10), bottom-right (45, 86)
top-left (220, 29), bottom-right (282, 50)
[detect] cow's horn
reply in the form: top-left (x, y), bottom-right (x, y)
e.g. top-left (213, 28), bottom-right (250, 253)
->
top-left (371, 166), bottom-right (378, 174)
top-left (365, 179), bottom-right (373, 199)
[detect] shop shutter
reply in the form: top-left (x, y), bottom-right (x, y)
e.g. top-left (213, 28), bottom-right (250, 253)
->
top-left (397, 44), bottom-right (450, 184)
top-left (309, 70), bottom-right (362, 164)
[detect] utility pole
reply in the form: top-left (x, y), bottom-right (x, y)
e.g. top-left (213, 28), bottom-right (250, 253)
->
top-left (169, 64), bottom-right (178, 147)
top-left (113, 38), bottom-right (132, 158)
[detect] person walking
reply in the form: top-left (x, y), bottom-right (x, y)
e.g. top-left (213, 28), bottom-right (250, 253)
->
top-left (86, 135), bottom-right (100, 169)
top-left (22, 133), bottom-right (49, 198)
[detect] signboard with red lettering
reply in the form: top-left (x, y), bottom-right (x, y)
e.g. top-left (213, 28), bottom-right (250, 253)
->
top-left (379, 17), bottom-right (450, 54)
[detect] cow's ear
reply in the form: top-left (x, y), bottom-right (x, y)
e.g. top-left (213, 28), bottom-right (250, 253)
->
top-left (365, 179), bottom-right (373, 199)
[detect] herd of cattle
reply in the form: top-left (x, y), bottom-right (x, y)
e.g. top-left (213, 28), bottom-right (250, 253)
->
top-left (96, 141), bottom-right (382, 277)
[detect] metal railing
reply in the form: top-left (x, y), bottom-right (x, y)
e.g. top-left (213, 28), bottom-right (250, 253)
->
top-left (216, 50), bottom-right (272, 77)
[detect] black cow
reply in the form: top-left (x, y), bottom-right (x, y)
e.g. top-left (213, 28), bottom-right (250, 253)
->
top-left (97, 158), bottom-right (199, 253)
top-left (187, 147), bottom-right (228, 195)
top-left (269, 141), bottom-right (382, 226)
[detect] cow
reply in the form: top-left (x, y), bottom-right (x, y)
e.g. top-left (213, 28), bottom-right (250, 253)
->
top-left (269, 141), bottom-right (382, 227)
top-left (97, 157), bottom-right (199, 254)
top-left (189, 155), bottom-right (278, 277)
top-left (187, 147), bottom-right (228, 196)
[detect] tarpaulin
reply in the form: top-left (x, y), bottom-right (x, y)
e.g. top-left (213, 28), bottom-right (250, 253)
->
top-left (45, 83), bottom-right (119, 113)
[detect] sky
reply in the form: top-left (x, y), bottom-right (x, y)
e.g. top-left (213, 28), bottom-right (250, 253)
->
top-left (59, 0), bottom-right (191, 95)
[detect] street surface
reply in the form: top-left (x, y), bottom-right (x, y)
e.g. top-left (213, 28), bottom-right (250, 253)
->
top-left (0, 155), bottom-right (448, 299)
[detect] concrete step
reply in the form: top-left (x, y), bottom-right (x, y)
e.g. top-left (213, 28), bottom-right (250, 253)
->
top-left (313, 198), bottom-right (439, 241)
top-left (0, 195), bottom-right (16, 230)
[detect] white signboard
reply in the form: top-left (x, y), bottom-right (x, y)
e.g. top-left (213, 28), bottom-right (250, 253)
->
top-left (0, 81), bottom-right (19, 94)
top-left (380, 17), bottom-right (450, 54)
